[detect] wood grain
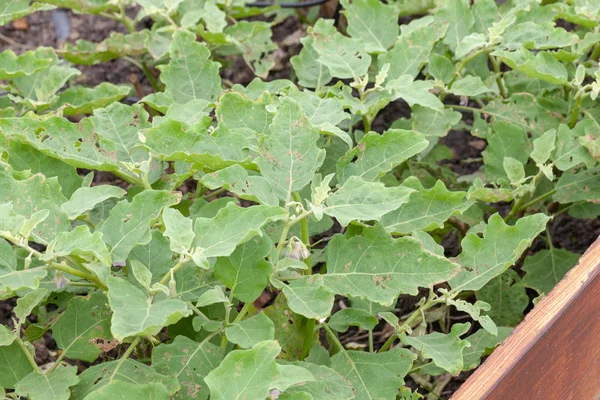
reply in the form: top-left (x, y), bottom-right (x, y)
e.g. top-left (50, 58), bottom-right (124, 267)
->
top-left (452, 237), bottom-right (600, 400)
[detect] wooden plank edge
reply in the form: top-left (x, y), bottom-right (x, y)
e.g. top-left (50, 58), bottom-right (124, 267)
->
top-left (451, 236), bottom-right (600, 399)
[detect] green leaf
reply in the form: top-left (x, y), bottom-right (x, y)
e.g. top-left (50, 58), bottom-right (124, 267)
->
top-left (159, 30), bottom-right (221, 104)
top-left (411, 106), bottom-right (462, 137)
top-left (2, 141), bottom-right (82, 198)
top-left (382, 177), bottom-right (473, 235)
top-left (493, 49), bottom-right (568, 85)
top-left (0, 325), bottom-right (14, 346)
top-left (61, 185), bottom-right (126, 220)
top-left (477, 269), bottom-right (528, 326)
top-left (70, 359), bottom-right (180, 400)
top-left (152, 335), bottom-right (224, 400)
top-left (290, 36), bottom-right (332, 89)
top-left (37, 0), bottom-right (116, 14)
top-left (551, 123), bottom-right (596, 171)
top-left (401, 322), bottom-right (471, 375)
top-left (221, 21), bottom-right (277, 78)
top-left (324, 176), bottom-right (414, 226)
top-left (462, 327), bottom-right (512, 370)
top-left (282, 281), bottom-right (335, 320)
top-left (447, 298), bottom-right (497, 335)
top-left (193, 203), bottom-right (286, 258)
top-left (0, 341), bottom-right (34, 388)
top-left (328, 308), bottom-right (378, 332)
top-left (225, 312), bottom-right (275, 349)
top-left (15, 366), bottom-right (79, 400)
top-left (279, 362), bottom-right (354, 400)
top-left (522, 248), bottom-right (580, 295)
top-left (196, 286), bottom-right (228, 307)
top-left (262, 294), bottom-right (307, 361)
top-left (141, 120), bottom-right (251, 169)
top-left (450, 213), bottom-right (550, 292)
top-left (162, 208), bottom-right (194, 253)
top-left (483, 121), bottom-right (530, 182)
top-left (61, 31), bottom-right (150, 65)
top-left (0, 163), bottom-right (69, 243)
top-left (288, 224), bottom-right (460, 310)
top-left (387, 77), bottom-right (444, 112)
top-left (257, 97), bottom-right (325, 200)
top-left (200, 165), bottom-right (278, 206)
top-left (15, 288), bottom-right (48, 322)
top-left (553, 166), bottom-right (600, 203)
top-left (106, 275), bottom-right (191, 341)
top-left (501, 21), bottom-right (578, 50)
top-left (12, 65), bottom-right (80, 107)
top-left (0, 48), bottom-right (58, 79)
top-left (531, 129), bottom-right (556, 165)
top-left (437, 0), bottom-right (474, 52)
top-left (54, 83), bottom-right (131, 116)
top-left (289, 88), bottom-right (349, 128)
top-left (309, 19), bottom-right (371, 80)
top-left (449, 76), bottom-right (494, 96)
top-left (337, 129), bottom-right (428, 184)
top-left (214, 234), bottom-right (273, 303)
top-left (53, 292), bottom-right (113, 362)
top-left (341, 0), bottom-right (398, 53)
top-left (379, 22), bottom-right (446, 81)
top-left (83, 381), bottom-right (170, 400)
top-left (0, 1), bottom-right (55, 25)
top-left (330, 348), bottom-right (416, 399)
top-left (205, 340), bottom-right (281, 400)
top-left (99, 190), bottom-right (180, 262)
top-left (130, 230), bottom-right (173, 283)
top-left (428, 53), bottom-right (455, 84)
top-left (215, 91), bottom-right (271, 136)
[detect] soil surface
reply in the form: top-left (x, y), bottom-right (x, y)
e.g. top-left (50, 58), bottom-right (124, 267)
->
top-left (1, 7), bottom-right (599, 400)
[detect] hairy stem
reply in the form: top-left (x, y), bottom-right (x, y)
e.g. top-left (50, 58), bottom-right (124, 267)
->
top-left (16, 337), bottom-right (40, 373)
top-left (569, 92), bottom-right (583, 128)
top-left (159, 254), bottom-right (192, 286)
top-left (489, 54), bottom-right (508, 98)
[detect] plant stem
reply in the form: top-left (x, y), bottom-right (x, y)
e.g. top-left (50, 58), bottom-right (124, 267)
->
top-left (233, 302), bottom-right (254, 324)
top-left (503, 196), bottom-right (525, 223)
top-left (368, 330), bottom-right (374, 352)
top-left (518, 189), bottom-right (557, 211)
top-left (16, 337), bottom-right (40, 373)
top-left (109, 336), bottom-right (140, 382)
top-left (569, 93), bottom-right (583, 128)
top-left (489, 54), bottom-right (508, 98)
top-left (322, 323), bottom-right (344, 353)
top-left (159, 254), bottom-right (192, 285)
top-left (202, 187), bottom-right (227, 199)
top-left (448, 48), bottom-right (489, 88)
top-left (362, 115), bottom-right (371, 132)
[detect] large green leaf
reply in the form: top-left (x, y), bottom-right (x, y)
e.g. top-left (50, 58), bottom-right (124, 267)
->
top-left (450, 213), bottom-right (550, 292)
top-left (225, 312), bottom-right (275, 349)
top-left (44, 225), bottom-right (112, 269)
top-left (341, 0), bottom-right (398, 53)
top-left (330, 348), bottom-right (416, 399)
top-left (152, 335), bottom-right (224, 400)
top-left (221, 21), bottom-right (277, 78)
top-left (83, 381), bottom-right (170, 400)
top-left (287, 224), bottom-right (460, 313)
top-left (263, 294), bottom-right (306, 361)
top-left (0, 0), bottom-right (55, 25)
top-left (382, 177), bottom-right (473, 234)
top-left (204, 340), bottom-right (281, 400)
top-left (160, 30), bottom-right (222, 104)
top-left (200, 164), bottom-right (278, 206)
top-left (279, 361), bottom-right (355, 400)
top-left (70, 359), bottom-right (180, 400)
top-left (309, 19), bottom-right (371, 80)
top-left (401, 322), bottom-right (471, 375)
top-left (54, 83), bottom-right (131, 116)
top-left (462, 327), bottom-right (512, 370)
top-left (483, 121), bottom-right (529, 182)
top-left (53, 292), bottom-right (113, 362)
top-left (337, 130), bottom-right (428, 184)
top-left (553, 166), bottom-right (600, 203)
top-left (0, 341), bottom-right (34, 388)
top-left (61, 185), bottom-right (126, 220)
top-left (522, 248), bottom-right (581, 295)
top-left (257, 97), bottom-right (325, 201)
top-left (290, 36), bottom-right (332, 88)
top-left (477, 269), bottom-right (529, 326)
top-left (106, 276), bottom-right (191, 341)
top-left (0, 163), bottom-right (69, 243)
top-left (99, 190), bottom-right (180, 262)
top-left (0, 48), bottom-right (58, 79)
top-left (437, 0), bottom-right (474, 52)
top-left (214, 234), bottom-right (273, 302)
top-left (61, 31), bottom-right (150, 65)
top-left (15, 366), bottom-right (79, 400)
top-left (324, 176), bottom-right (414, 226)
top-left (12, 65), bottom-right (80, 107)
top-left (193, 203), bottom-right (286, 258)
top-left (493, 49), bottom-right (569, 85)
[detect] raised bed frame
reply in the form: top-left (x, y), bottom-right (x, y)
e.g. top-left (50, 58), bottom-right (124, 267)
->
top-left (452, 238), bottom-right (600, 399)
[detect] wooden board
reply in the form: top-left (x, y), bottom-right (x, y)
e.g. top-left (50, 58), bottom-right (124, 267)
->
top-left (452, 238), bottom-right (600, 400)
